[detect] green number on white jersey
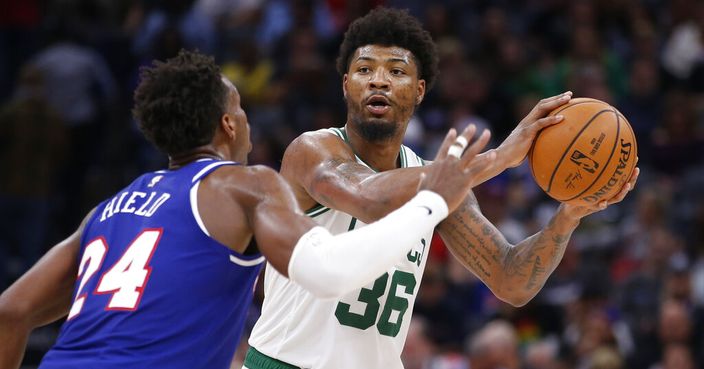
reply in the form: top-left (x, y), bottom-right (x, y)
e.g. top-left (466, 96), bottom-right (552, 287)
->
top-left (334, 270), bottom-right (417, 337)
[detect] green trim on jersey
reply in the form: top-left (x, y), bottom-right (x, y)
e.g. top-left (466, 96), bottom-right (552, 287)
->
top-left (347, 217), bottom-right (358, 231)
top-left (329, 127), bottom-right (345, 140)
top-left (244, 347), bottom-right (302, 369)
top-left (305, 204), bottom-right (331, 218)
top-left (338, 127), bottom-right (378, 172)
top-left (334, 126), bottom-right (412, 171)
top-left (399, 145), bottom-right (408, 168)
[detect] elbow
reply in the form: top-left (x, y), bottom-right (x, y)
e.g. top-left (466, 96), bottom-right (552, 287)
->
top-left (495, 292), bottom-right (533, 308)
top-left (0, 295), bottom-right (29, 330)
top-left (492, 286), bottom-right (537, 308)
top-left (504, 295), bottom-right (532, 308)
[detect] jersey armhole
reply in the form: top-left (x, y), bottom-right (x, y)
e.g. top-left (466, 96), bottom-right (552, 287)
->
top-left (189, 164), bottom-right (265, 267)
top-left (190, 180), bottom-right (210, 237)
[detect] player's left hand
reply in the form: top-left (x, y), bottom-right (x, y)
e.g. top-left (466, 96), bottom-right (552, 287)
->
top-left (560, 166), bottom-right (640, 219)
top-left (497, 91), bottom-right (572, 168)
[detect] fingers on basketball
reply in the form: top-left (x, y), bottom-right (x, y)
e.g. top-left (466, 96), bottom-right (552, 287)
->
top-left (534, 91), bottom-right (573, 117)
top-left (535, 114), bottom-right (565, 130)
top-left (608, 167), bottom-right (640, 205)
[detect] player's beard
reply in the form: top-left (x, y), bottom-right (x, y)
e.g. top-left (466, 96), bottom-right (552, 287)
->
top-left (352, 116), bottom-right (399, 143)
top-left (347, 99), bottom-right (400, 143)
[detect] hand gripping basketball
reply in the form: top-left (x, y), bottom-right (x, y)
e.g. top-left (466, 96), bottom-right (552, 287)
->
top-left (528, 98), bottom-right (638, 206)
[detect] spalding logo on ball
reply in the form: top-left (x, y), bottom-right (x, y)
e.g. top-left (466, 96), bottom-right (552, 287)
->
top-left (528, 97), bottom-right (638, 206)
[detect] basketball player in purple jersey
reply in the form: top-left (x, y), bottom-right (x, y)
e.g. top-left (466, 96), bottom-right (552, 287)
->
top-left (0, 50), bottom-right (495, 369)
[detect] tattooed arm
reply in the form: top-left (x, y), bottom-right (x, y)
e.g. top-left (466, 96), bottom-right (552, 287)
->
top-left (437, 166), bottom-right (638, 307)
top-left (436, 192), bottom-right (578, 306)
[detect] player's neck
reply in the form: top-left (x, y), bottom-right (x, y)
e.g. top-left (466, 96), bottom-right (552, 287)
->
top-left (168, 146), bottom-right (225, 169)
top-left (344, 124), bottom-right (404, 172)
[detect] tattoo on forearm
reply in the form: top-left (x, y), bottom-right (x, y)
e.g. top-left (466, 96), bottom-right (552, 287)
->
top-left (441, 206), bottom-right (507, 279)
top-left (442, 198), bottom-right (574, 295)
top-left (526, 255), bottom-right (546, 290)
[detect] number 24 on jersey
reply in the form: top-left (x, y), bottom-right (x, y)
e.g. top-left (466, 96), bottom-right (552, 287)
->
top-left (67, 229), bottom-right (162, 320)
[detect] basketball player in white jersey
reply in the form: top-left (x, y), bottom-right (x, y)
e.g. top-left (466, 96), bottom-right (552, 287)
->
top-left (244, 7), bottom-right (639, 369)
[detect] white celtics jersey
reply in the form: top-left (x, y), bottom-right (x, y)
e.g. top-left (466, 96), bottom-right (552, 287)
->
top-left (247, 127), bottom-right (433, 369)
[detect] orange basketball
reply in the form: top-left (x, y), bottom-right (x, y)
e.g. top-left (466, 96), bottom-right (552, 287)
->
top-left (528, 98), bottom-right (638, 206)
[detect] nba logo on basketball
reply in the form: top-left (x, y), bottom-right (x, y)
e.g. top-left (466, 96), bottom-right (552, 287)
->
top-left (569, 150), bottom-right (599, 174)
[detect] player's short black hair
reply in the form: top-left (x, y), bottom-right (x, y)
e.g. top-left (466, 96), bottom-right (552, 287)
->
top-left (133, 49), bottom-right (228, 155)
top-left (336, 7), bottom-right (439, 90)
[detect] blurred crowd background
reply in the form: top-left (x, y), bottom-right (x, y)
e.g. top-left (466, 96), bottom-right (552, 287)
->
top-left (2, 0), bottom-right (704, 368)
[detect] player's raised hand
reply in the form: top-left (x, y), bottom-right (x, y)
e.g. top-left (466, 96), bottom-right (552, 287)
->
top-left (421, 124), bottom-right (495, 213)
top-left (497, 91), bottom-right (573, 168)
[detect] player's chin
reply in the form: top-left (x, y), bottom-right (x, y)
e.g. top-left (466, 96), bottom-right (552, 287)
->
top-left (365, 116), bottom-right (392, 124)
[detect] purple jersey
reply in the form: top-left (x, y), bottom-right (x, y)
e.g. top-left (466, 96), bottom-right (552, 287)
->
top-left (39, 159), bottom-right (264, 369)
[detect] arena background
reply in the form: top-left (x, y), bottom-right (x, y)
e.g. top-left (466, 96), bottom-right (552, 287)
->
top-left (1, 1), bottom-right (703, 368)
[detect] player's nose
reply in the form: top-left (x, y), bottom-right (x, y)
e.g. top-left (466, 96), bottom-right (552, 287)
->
top-left (368, 69), bottom-right (390, 90)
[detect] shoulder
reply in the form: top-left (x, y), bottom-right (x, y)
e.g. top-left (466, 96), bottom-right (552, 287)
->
top-left (197, 164), bottom-right (296, 215)
top-left (208, 164), bottom-right (283, 192)
top-left (285, 128), bottom-right (351, 157)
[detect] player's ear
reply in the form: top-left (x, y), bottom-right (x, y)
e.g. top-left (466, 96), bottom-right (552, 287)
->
top-left (416, 79), bottom-right (426, 106)
top-left (342, 74), bottom-right (348, 100)
top-left (221, 114), bottom-right (236, 140)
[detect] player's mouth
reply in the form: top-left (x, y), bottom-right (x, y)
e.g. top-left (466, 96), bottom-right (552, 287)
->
top-left (365, 95), bottom-right (391, 116)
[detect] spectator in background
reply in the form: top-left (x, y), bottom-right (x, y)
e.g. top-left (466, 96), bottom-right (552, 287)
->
top-left (524, 339), bottom-right (561, 369)
top-left (586, 346), bottom-right (624, 369)
top-left (413, 260), bottom-right (466, 350)
top-left (636, 298), bottom-right (699, 369)
top-left (27, 21), bottom-right (118, 235)
top-left (131, 0), bottom-right (215, 59)
top-left (650, 91), bottom-right (704, 176)
top-left (661, 1), bottom-right (704, 84)
top-left (621, 228), bottom-right (686, 368)
top-left (651, 343), bottom-right (696, 369)
top-left (466, 320), bottom-right (520, 369)
top-left (221, 38), bottom-right (275, 107)
top-left (401, 317), bottom-right (436, 369)
top-left (615, 187), bottom-right (669, 281)
top-left (555, 24), bottom-right (627, 101)
top-left (0, 66), bottom-right (67, 289)
top-left (0, 0), bottom-right (42, 102)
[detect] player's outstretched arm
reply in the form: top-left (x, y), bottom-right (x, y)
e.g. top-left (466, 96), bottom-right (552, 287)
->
top-left (280, 131), bottom-right (428, 223)
top-left (281, 125), bottom-right (494, 223)
top-left (0, 210), bottom-right (93, 369)
top-left (248, 130), bottom-right (493, 299)
top-left (437, 168), bottom-right (639, 307)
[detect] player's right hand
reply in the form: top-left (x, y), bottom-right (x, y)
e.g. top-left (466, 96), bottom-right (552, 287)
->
top-left (420, 124), bottom-right (496, 213)
top-left (497, 91), bottom-right (572, 169)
